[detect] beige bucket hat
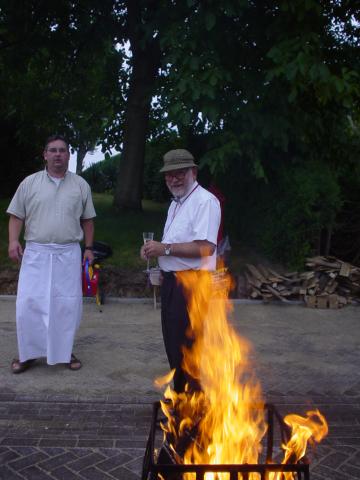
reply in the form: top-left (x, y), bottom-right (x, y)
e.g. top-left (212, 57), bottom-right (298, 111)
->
top-left (159, 149), bottom-right (197, 173)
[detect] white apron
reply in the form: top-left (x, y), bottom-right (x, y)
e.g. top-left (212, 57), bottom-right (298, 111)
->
top-left (16, 242), bottom-right (83, 364)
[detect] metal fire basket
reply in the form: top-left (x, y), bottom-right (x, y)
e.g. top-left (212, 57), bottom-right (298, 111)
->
top-left (142, 401), bottom-right (310, 480)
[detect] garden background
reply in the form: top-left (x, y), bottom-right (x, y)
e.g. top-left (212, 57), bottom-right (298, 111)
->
top-left (1, 2), bottom-right (360, 291)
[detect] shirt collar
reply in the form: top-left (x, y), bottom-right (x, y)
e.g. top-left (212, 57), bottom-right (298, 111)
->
top-left (44, 167), bottom-right (68, 180)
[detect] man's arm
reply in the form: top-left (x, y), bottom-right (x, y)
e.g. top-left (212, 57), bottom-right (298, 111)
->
top-left (8, 215), bottom-right (24, 262)
top-left (142, 239), bottom-right (215, 260)
top-left (81, 218), bottom-right (95, 264)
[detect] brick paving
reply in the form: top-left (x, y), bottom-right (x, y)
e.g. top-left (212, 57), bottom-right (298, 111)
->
top-left (0, 392), bottom-right (359, 479)
top-left (1, 300), bottom-right (360, 478)
top-left (0, 393), bottom-right (149, 479)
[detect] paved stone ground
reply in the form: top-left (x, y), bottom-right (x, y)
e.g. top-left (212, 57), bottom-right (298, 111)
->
top-left (1, 298), bottom-right (360, 479)
top-left (0, 394), bottom-right (360, 479)
top-left (0, 395), bottom-right (148, 480)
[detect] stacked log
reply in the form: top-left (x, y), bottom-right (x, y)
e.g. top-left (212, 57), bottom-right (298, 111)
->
top-left (243, 256), bottom-right (360, 308)
top-left (303, 256), bottom-right (360, 308)
top-left (243, 264), bottom-right (302, 304)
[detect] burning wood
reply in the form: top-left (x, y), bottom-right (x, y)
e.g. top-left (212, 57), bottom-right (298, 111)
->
top-left (148, 269), bottom-right (328, 480)
top-left (243, 256), bottom-right (360, 307)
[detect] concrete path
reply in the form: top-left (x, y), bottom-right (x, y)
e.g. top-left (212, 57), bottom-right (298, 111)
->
top-left (1, 298), bottom-right (358, 399)
top-left (0, 297), bottom-right (359, 479)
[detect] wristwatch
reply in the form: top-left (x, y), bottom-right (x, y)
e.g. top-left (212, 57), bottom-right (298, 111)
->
top-left (164, 244), bottom-right (171, 256)
top-left (85, 246), bottom-right (94, 251)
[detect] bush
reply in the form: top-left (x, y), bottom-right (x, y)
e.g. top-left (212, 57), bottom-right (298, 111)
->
top-left (218, 157), bottom-right (342, 269)
top-left (82, 135), bottom-right (177, 201)
top-left (82, 154), bottom-right (118, 193)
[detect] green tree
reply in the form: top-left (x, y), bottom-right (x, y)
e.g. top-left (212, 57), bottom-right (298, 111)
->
top-left (109, 1), bottom-right (358, 209)
top-left (0, 0), bottom-right (120, 194)
top-left (149, 1), bottom-right (359, 261)
top-left (112, 0), bottom-right (161, 210)
top-left (2, 1), bottom-right (360, 267)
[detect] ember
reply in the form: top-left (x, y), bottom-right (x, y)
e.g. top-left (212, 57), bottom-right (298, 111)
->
top-left (144, 269), bottom-right (328, 480)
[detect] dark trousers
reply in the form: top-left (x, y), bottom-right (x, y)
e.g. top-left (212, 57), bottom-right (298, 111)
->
top-left (161, 272), bottom-right (193, 393)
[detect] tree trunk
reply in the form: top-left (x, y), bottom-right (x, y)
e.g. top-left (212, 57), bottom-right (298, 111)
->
top-left (324, 224), bottom-right (333, 256)
top-left (76, 144), bottom-right (88, 174)
top-left (113, 1), bottom-right (160, 211)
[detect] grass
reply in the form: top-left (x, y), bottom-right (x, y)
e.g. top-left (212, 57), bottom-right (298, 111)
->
top-left (1, 193), bottom-right (271, 273)
top-left (0, 194), bottom-right (168, 270)
top-left (91, 193), bottom-right (167, 269)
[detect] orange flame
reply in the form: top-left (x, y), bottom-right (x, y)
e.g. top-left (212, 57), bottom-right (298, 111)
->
top-left (157, 269), bottom-right (328, 480)
top-left (273, 410), bottom-right (328, 480)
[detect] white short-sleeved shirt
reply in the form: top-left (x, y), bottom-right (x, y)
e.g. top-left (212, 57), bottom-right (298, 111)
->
top-left (158, 182), bottom-right (221, 272)
top-left (7, 169), bottom-right (96, 244)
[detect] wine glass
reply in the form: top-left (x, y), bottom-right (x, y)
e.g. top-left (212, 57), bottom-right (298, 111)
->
top-left (143, 232), bottom-right (154, 272)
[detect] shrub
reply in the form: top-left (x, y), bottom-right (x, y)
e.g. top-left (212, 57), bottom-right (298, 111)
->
top-left (219, 157), bottom-right (342, 269)
top-left (82, 154), bottom-right (118, 193)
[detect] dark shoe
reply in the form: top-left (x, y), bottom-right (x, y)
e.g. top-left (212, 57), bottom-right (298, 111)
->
top-left (11, 358), bottom-right (36, 374)
top-left (68, 353), bottom-right (82, 371)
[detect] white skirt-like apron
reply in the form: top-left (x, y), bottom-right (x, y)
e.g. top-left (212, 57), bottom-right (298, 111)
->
top-left (16, 242), bottom-right (83, 364)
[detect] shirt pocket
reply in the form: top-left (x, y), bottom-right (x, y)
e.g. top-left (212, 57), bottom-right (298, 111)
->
top-left (170, 216), bottom-right (193, 242)
top-left (63, 191), bottom-right (83, 218)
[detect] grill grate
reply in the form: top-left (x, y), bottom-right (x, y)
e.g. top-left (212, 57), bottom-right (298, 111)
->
top-left (142, 401), bottom-right (310, 480)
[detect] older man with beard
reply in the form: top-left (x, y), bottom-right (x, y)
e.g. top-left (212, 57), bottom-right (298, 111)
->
top-left (141, 149), bottom-right (221, 392)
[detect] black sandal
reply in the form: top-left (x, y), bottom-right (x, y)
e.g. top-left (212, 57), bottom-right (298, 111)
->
top-left (68, 354), bottom-right (82, 371)
top-left (11, 358), bottom-right (36, 374)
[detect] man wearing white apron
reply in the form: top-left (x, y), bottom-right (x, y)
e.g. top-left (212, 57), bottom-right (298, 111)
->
top-left (7, 135), bottom-right (96, 373)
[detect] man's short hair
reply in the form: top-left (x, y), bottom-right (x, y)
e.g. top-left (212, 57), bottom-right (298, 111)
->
top-left (44, 135), bottom-right (69, 151)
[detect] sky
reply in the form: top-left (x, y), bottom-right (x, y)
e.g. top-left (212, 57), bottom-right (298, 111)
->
top-left (68, 146), bottom-right (119, 172)
top-left (68, 146), bottom-right (104, 173)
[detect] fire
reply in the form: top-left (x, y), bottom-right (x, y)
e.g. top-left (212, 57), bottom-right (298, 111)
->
top-left (275, 410), bottom-right (328, 480)
top-left (156, 269), bottom-right (328, 480)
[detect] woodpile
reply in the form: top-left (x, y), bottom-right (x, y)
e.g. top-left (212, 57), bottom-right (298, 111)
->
top-left (243, 256), bottom-right (360, 308)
